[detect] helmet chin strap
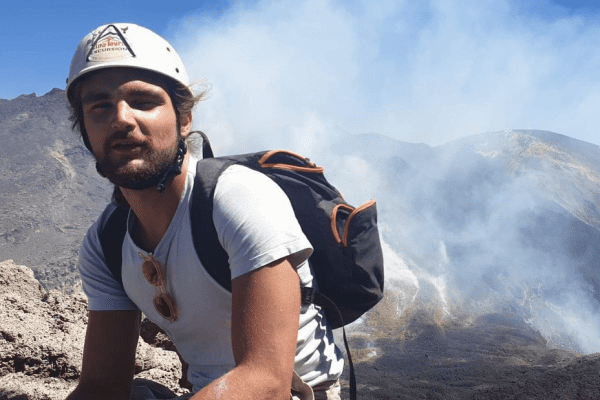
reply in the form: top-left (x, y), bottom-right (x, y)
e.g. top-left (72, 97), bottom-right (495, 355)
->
top-left (156, 137), bottom-right (187, 193)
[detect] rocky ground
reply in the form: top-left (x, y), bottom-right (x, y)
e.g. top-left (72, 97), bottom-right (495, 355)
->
top-left (1, 259), bottom-right (600, 399)
top-left (0, 260), bottom-right (187, 400)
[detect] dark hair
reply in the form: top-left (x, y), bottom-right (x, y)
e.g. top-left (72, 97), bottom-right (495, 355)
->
top-left (67, 68), bottom-right (208, 152)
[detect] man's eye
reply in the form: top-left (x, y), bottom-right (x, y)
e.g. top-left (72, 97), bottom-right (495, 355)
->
top-left (131, 100), bottom-right (157, 109)
top-left (91, 103), bottom-right (111, 110)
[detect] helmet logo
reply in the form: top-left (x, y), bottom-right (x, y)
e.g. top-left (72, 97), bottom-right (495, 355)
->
top-left (86, 24), bottom-right (136, 63)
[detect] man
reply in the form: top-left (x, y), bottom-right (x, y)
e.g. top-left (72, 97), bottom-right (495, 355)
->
top-left (64, 23), bottom-right (343, 400)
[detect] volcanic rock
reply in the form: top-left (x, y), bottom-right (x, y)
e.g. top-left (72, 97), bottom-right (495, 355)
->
top-left (0, 260), bottom-right (187, 399)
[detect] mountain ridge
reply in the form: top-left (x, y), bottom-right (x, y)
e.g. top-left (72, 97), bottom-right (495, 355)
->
top-left (0, 88), bottom-right (111, 291)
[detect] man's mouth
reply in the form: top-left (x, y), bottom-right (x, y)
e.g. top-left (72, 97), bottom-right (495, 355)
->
top-left (110, 141), bottom-right (144, 153)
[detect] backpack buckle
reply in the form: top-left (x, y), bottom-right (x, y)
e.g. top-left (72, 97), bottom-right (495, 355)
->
top-left (300, 287), bottom-right (316, 305)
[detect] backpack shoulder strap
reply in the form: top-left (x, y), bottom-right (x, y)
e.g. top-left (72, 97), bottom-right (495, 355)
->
top-left (190, 156), bottom-right (238, 291)
top-left (99, 204), bottom-right (129, 289)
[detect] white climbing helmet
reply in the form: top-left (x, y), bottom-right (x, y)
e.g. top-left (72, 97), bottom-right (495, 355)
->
top-left (66, 23), bottom-right (190, 100)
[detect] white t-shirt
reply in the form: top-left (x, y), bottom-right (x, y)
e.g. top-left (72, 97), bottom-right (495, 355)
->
top-left (78, 158), bottom-right (344, 392)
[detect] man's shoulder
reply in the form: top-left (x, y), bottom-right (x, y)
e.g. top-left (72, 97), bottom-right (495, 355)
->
top-left (190, 157), bottom-right (284, 208)
top-left (215, 164), bottom-right (280, 193)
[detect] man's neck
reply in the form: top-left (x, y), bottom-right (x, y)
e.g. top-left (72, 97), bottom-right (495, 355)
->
top-left (120, 153), bottom-right (191, 252)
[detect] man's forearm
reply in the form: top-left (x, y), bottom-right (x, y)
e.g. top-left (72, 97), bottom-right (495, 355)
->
top-left (190, 365), bottom-right (291, 400)
top-left (65, 382), bottom-right (131, 400)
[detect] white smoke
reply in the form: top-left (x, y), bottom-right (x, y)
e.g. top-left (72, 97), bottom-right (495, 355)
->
top-left (175, 0), bottom-right (600, 148)
top-left (171, 0), bottom-right (600, 353)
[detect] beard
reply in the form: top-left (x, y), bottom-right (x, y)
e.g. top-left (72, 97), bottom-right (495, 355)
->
top-left (96, 134), bottom-right (180, 191)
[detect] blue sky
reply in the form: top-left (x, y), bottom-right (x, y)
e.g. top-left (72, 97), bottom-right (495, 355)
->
top-left (1, 0), bottom-right (599, 147)
top-left (0, 0), bottom-right (241, 100)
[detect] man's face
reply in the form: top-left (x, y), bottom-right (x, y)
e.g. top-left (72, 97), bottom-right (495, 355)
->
top-left (80, 68), bottom-right (187, 190)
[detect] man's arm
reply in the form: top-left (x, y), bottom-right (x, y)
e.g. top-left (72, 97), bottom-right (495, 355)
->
top-left (66, 309), bottom-right (141, 400)
top-left (192, 256), bottom-right (301, 400)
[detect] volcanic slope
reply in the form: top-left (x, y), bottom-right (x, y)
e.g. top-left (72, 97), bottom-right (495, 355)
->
top-left (338, 130), bottom-right (600, 311)
top-left (331, 130), bottom-right (600, 398)
top-left (0, 89), bottom-right (112, 291)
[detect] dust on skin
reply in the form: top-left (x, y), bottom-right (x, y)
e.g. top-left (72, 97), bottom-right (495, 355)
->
top-left (212, 371), bottom-right (231, 398)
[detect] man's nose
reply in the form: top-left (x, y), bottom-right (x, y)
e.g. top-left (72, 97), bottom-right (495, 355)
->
top-left (111, 101), bottom-right (135, 131)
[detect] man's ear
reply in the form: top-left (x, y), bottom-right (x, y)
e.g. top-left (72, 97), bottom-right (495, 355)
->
top-left (180, 113), bottom-right (193, 138)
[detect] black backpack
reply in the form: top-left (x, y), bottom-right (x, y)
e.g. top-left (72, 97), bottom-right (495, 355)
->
top-left (99, 131), bottom-right (385, 400)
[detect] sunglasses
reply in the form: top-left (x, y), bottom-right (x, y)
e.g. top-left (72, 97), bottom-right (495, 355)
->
top-left (139, 252), bottom-right (179, 323)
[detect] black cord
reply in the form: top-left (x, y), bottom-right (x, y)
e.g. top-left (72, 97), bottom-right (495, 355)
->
top-left (156, 137), bottom-right (187, 193)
